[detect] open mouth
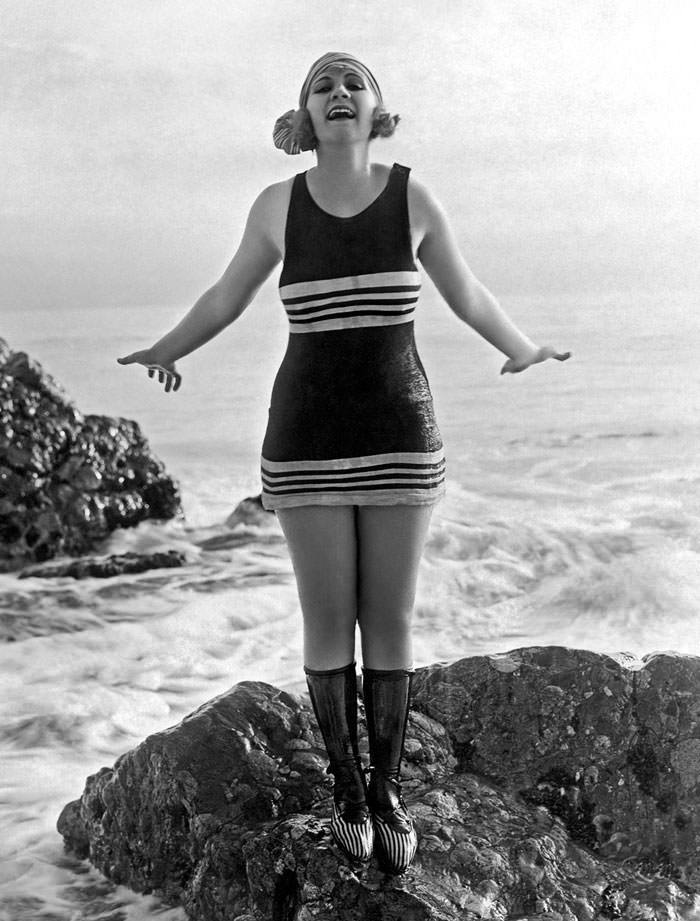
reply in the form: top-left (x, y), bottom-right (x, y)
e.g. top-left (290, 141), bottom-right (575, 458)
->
top-left (327, 107), bottom-right (355, 121)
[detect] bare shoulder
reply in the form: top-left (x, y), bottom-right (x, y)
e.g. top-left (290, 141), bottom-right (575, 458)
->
top-left (406, 173), bottom-right (447, 225)
top-left (247, 177), bottom-right (295, 257)
top-left (406, 172), bottom-right (450, 254)
top-left (250, 177), bottom-right (295, 224)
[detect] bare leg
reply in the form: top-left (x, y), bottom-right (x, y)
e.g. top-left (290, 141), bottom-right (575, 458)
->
top-left (356, 504), bottom-right (432, 874)
top-left (356, 505), bottom-right (433, 669)
top-left (277, 506), bottom-right (374, 862)
top-left (276, 506), bottom-right (358, 669)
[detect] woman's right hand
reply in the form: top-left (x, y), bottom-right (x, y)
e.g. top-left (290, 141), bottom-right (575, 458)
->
top-left (117, 349), bottom-right (182, 393)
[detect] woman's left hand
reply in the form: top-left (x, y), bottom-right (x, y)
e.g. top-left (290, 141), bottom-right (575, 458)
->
top-left (500, 346), bottom-right (571, 375)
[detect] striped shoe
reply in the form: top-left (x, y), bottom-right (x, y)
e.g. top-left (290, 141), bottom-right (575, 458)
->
top-left (369, 774), bottom-right (418, 875)
top-left (329, 798), bottom-right (374, 864)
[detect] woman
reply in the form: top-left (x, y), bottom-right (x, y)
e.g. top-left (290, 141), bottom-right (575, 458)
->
top-left (118, 52), bottom-right (569, 874)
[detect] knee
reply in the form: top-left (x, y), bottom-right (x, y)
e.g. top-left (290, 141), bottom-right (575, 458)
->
top-left (305, 604), bottom-right (357, 634)
top-left (358, 605), bottom-right (411, 635)
top-left (303, 606), bottom-right (357, 670)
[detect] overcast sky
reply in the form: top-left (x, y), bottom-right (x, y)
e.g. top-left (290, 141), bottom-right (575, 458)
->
top-left (3, 0), bottom-right (698, 310)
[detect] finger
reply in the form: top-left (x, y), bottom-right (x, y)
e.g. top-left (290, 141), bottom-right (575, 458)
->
top-left (158, 370), bottom-right (164, 383)
top-left (540, 347), bottom-right (571, 363)
top-left (118, 352), bottom-right (148, 366)
top-left (148, 368), bottom-right (155, 379)
top-left (500, 362), bottom-right (523, 375)
top-left (164, 375), bottom-right (173, 393)
top-left (172, 374), bottom-right (182, 392)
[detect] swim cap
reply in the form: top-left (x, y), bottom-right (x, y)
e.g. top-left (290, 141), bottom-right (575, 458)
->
top-left (298, 52), bottom-right (383, 108)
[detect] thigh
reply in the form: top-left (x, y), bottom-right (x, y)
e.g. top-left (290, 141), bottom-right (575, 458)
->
top-left (276, 505), bottom-right (358, 619)
top-left (356, 505), bottom-right (433, 617)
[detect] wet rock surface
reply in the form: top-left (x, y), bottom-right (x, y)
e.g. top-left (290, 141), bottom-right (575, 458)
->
top-left (18, 549), bottom-right (187, 580)
top-left (0, 338), bottom-right (181, 571)
top-left (58, 647), bottom-right (700, 920)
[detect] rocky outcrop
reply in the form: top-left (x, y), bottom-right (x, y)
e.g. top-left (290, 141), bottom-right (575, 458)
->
top-left (18, 549), bottom-right (186, 579)
top-left (57, 647), bottom-right (700, 920)
top-left (0, 338), bottom-right (181, 572)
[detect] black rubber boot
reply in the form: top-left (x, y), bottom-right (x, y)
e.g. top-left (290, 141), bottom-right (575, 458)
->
top-left (305, 662), bottom-right (373, 862)
top-left (362, 666), bottom-right (418, 874)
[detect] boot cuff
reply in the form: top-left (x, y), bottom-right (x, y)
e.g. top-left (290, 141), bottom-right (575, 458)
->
top-left (361, 666), bottom-right (415, 680)
top-left (305, 661), bottom-right (356, 677)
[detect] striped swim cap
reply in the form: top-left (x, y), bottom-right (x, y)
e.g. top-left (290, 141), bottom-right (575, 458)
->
top-left (298, 52), bottom-right (383, 108)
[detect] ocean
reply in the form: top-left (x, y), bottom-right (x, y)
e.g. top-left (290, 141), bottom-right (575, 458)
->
top-left (1, 286), bottom-right (699, 919)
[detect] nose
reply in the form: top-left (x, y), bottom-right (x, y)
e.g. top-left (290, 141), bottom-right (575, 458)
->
top-left (330, 81), bottom-right (351, 100)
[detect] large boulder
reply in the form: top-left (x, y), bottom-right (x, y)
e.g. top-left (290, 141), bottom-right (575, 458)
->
top-left (57, 647), bottom-right (700, 920)
top-left (0, 338), bottom-right (181, 571)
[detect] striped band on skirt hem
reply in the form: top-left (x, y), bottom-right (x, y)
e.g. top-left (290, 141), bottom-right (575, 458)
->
top-left (261, 450), bottom-right (446, 510)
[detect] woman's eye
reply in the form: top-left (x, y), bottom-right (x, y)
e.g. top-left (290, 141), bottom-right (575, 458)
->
top-left (313, 80), bottom-right (364, 93)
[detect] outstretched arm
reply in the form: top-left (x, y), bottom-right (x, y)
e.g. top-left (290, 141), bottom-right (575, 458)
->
top-left (118, 184), bottom-right (284, 391)
top-left (409, 179), bottom-right (570, 374)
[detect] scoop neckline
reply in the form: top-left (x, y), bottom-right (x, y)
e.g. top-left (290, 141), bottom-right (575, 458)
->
top-left (302, 164), bottom-right (396, 221)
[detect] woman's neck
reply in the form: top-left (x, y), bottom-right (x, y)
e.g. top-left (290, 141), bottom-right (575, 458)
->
top-left (312, 143), bottom-right (372, 193)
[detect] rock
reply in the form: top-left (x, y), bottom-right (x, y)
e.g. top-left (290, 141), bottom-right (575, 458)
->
top-left (57, 647), bottom-right (700, 920)
top-left (414, 646), bottom-right (700, 878)
top-left (18, 549), bottom-right (187, 579)
top-left (195, 495), bottom-right (278, 552)
top-left (225, 494), bottom-right (275, 529)
top-left (0, 338), bottom-right (181, 571)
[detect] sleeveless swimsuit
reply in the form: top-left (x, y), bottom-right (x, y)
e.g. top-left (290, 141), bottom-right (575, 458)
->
top-left (260, 162), bottom-right (445, 509)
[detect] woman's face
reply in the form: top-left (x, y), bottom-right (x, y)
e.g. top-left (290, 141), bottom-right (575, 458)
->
top-left (304, 65), bottom-right (378, 147)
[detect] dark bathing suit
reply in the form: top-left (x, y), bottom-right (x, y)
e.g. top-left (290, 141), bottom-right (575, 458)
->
top-left (261, 162), bottom-right (445, 510)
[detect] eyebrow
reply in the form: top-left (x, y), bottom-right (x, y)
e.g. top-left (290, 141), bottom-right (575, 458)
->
top-left (311, 70), bottom-right (366, 86)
